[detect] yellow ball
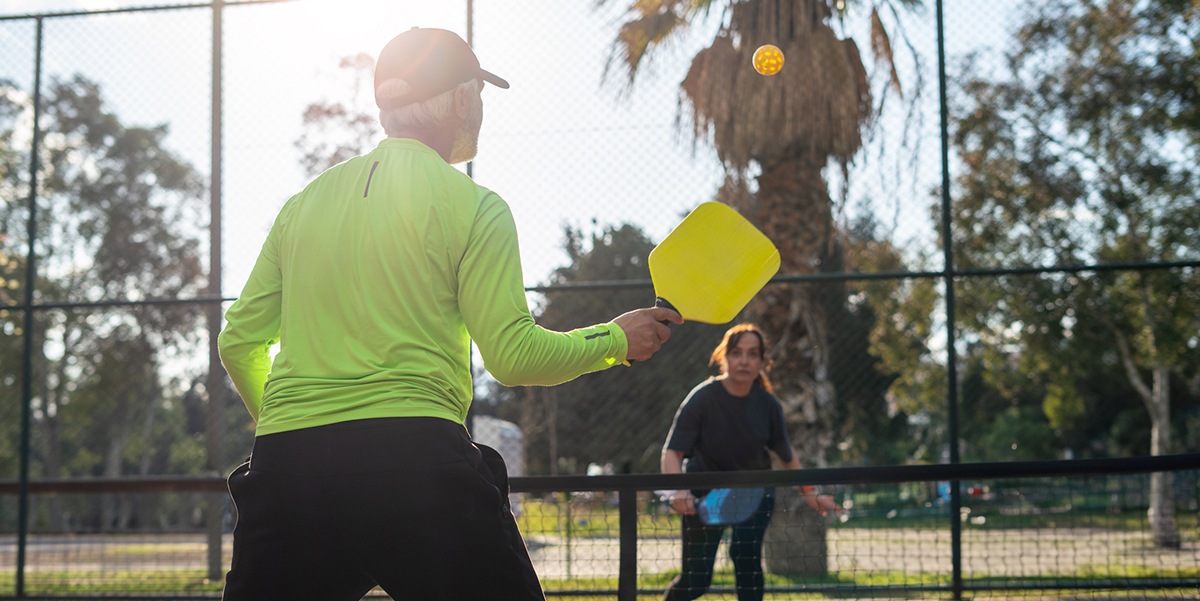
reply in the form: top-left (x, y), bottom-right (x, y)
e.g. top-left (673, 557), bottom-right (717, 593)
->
top-left (752, 44), bottom-right (785, 76)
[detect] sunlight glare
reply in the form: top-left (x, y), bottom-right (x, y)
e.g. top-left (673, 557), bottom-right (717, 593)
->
top-left (301, 0), bottom-right (405, 41)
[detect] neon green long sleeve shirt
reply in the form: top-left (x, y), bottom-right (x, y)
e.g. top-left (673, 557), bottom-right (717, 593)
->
top-left (218, 138), bottom-right (628, 436)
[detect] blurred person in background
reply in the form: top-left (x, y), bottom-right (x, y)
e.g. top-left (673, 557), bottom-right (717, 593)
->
top-left (661, 323), bottom-right (837, 601)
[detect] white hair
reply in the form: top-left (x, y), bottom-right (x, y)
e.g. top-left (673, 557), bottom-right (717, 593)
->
top-left (377, 78), bottom-right (480, 135)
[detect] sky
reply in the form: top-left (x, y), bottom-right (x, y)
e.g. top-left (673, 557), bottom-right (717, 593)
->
top-left (2, 0), bottom-right (1020, 381)
top-left (3, 0), bottom-right (732, 293)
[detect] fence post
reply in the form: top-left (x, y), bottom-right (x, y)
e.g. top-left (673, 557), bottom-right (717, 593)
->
top-left (618, 488), bottom-right (637, 601)
top-left (935, 0), bottom-right (963, 596)
top-left (205, 0), bottom-right (226, 583)
top-left (15, 16), bottom-right (44, 600)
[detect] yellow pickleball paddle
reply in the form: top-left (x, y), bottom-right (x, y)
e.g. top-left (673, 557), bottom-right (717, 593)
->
top-left (648, 202), bottom-right (780, 324)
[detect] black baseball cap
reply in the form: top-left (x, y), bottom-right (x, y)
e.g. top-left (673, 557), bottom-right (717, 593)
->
top-left (374, 27), bottom-right (509, 110)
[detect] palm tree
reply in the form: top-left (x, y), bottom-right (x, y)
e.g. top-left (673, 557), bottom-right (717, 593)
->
top-left (604, 0), bottom-right (920, 574)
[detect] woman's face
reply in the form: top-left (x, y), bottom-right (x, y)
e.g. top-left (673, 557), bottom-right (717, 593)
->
top-left (723, 332), bottom-right (764, 389)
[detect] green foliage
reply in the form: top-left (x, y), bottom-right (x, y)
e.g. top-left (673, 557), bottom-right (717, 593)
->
top-left (848, 213), bottom-right (944, 462)
top-left (817, 227), bottom-right (910, 467)
top-left (975, 406), bottom-right (1057, 463)
top-left (949, 0), bottom-right (1200, 459)
top-left (1042, 375), bottom-right (1083, 433)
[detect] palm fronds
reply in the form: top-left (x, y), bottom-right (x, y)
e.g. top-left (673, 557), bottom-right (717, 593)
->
top-left (679, 0), bottom-right (872, 171)
top-left (602, 0), bottom-right (723, 86)
top-left (870, 7), bottom-right (902, 97)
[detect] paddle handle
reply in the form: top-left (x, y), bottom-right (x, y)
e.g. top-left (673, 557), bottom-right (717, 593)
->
top-left (627, 298), bottom-right (678, 365)
top-left (654, 297), bottom-right (678, 325)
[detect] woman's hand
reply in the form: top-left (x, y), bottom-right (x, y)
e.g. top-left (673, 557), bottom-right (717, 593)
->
top-left (660, 449), bottom-right (695, 515)
top-left (670, 490), bottom-right (697, 515)
top-left (797, 486), bottom-right (843, 516)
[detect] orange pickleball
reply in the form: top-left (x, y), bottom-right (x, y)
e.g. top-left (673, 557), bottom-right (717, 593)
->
top-left (752, 44), bottom-right (785, 76)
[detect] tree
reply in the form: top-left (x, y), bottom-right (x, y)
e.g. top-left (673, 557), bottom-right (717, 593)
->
top-left (0, 243), bottom-right (24, 481)
top-left (295, 53), bottom-right (381, 178)
top-left (0, 75), bottom-right (218, 530)
top-left (950, 0), bottom-right (1200, 547)
top-left (849, 220), bottom-right (945, 463)
top-left (0, 82), bottom-right (29, 481)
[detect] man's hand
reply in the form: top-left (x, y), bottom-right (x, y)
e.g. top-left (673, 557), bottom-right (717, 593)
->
top-left (612, 307), bottom-right (683, 362)
top-left (670, 490), bottom-right (697, 515)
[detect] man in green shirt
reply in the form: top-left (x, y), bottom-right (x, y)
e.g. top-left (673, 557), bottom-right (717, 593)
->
top-left (218, 27), bottom-right (681, 601)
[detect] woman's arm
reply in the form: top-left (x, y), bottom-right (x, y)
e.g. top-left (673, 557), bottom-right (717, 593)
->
top-left (661, 448), bottom-right (696, 515)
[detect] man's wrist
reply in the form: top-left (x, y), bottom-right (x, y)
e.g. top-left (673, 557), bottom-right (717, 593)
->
top-left (605, 322), bottom-right (630, 366)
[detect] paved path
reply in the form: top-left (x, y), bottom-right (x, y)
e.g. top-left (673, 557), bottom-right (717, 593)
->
top-left (1, 528), bottom-right (1196, 581)
top-left (526, 529), bottom-right (1200, 580)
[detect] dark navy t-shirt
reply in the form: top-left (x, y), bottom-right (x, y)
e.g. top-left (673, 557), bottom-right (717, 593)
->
top-left (665, 378), bottom-right (793, 473)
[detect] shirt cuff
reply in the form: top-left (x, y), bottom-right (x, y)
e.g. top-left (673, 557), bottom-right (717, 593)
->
top-left (605, 321), bottom-right (629, 366)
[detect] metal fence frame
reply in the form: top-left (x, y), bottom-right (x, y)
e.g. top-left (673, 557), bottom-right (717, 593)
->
top-left (2, 0), bottom-right (1199, 599)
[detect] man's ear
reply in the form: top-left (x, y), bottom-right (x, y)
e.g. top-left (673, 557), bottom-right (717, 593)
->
top-left (454, 84), bottom-right (472, 119)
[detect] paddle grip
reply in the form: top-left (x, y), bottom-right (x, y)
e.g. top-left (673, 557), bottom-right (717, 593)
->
top-left (654, 297), bottom-right (678, 325)
top-left (628, 298), bottom-right (678, 365)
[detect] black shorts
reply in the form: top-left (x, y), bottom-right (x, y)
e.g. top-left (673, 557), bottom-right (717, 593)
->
top-left (222, 416), bottom-right (544, 601)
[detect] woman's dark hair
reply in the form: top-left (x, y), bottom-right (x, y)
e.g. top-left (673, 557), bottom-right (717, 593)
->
top-left (709, 323), bottom-right (774, 394)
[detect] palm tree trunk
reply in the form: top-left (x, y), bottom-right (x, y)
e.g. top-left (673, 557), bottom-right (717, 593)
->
top-left (739, 156), bottom-right (838, 575)
top-left (763, 486), bottom-right (828, 575)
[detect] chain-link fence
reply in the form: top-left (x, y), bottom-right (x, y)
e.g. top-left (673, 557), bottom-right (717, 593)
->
top-left (512, 471), bottom-right (1200, 598)
top-left (1, 0), bottom-right (1198, 598)
top-left (3, 462), bottom-right (1196, 598)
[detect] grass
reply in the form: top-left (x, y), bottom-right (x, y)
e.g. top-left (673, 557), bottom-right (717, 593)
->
top-left (2, 566), bottom-right (1192, 597)
top-left (823, 509), bottom-right (1200, 533)
top-left (518, 495), bottom-right (682, 538)
top-left (0, 570), bottom-right (224, 594)
top-left (107, 542), bottom-right (208, 556)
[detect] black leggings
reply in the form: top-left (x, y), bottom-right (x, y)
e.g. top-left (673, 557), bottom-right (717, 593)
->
top-left (663, 491), bottom-right (775, 601)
